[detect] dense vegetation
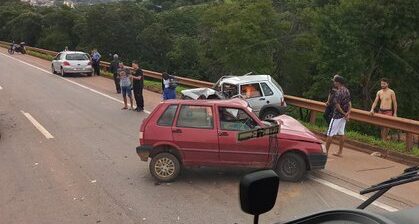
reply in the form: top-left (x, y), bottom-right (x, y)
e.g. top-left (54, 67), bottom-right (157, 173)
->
top-left (1, 0), bottom-right (418, 120)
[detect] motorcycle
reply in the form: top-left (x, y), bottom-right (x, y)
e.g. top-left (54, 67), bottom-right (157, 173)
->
top-left (8, 42), bottom-right (27, 55)
top-left (240, 166), bottom-right (419, 224)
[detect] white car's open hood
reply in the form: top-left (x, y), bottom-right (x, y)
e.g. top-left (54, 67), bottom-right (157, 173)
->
top-left (181, 88), bottom-right (223, 100)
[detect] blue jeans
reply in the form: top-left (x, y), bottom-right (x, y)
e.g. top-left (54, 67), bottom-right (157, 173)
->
top-left (121, 85), bottom-right (132, 97)
top-left (163, 88), bottom-right (176, 100)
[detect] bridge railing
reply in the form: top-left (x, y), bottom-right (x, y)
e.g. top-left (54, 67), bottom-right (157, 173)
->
top-left (1, 41), bottom-right (417, 150)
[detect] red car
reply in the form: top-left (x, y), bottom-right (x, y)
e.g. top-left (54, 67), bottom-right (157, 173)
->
top-left (136, 99), bottom-right (327, 182)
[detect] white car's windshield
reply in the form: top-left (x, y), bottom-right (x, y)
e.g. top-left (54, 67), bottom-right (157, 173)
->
top-left (222, 83), bottom-right (238, 97)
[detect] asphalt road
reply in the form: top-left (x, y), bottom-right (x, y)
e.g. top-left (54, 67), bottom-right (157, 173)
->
top-left (0, 51), bottom-right (405, 224)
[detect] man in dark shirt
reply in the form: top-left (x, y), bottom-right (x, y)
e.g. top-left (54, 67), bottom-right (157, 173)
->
top-left (325, 75), bottom-right (352, 157)
top-left (131, 60), bottom-right (144, 112)
top-left (109, 54), bottom-right (120, 93)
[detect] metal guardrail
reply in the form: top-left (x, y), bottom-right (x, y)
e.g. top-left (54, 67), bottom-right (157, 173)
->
top-left (285, 96), bottom-right (419, 150)
top-left (1, 41), bottom-right (417, 150)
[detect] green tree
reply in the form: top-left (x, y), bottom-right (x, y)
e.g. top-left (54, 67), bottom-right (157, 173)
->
top-left (199, 0), bottom-right (278, 81)
top-left (313, 0), bottom-right (419, 119)
top-left (37, 7), bottom-right (80, 51)
top-left (6, 12), bottom-right (42, 45)
top-left (167, 36), bottom-right (201, 78)
top-left (81, 2), bottom-right (153, 62)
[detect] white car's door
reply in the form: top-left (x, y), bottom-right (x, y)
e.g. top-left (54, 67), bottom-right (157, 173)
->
top-left (240, 83), bottom-right (265, 114)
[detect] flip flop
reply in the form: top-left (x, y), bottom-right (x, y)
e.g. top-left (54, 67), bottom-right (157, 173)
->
top-left (333, 153), bottom-right (343, 157)
top-left (121, 107), bottom-right (128, 110)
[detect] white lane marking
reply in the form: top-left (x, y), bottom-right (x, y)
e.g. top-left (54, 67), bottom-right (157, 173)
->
top-left (0, 85), bottom-right (3, 90)
top-left (0, 52), bottom-right (150, 114)
top-left (310, 176), bottom-right (398, 212)
top-left (21, 110), bottom-right (54, 139)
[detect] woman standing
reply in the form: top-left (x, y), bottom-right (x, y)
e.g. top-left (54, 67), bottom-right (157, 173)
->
top-left (161, 72), bottom-right (177, 100)
top-left (118, 62), bottom-right (134, 110)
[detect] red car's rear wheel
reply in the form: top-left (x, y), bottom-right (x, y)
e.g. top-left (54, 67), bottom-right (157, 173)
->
top-left (150, 153), bottom-right (181, 182)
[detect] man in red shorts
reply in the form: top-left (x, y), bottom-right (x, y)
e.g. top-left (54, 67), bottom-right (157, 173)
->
top-left (370, 78), bottom-right (398, 140)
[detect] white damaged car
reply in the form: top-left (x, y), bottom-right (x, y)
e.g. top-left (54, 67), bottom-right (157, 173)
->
top-left (181, 73), bottom-right (287, 120)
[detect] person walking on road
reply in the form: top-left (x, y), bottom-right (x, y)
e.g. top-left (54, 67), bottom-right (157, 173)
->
top-left (325, 75), bottom-right (352, 157)
top-left (117, 62), bottom-right (134, 110)
top-left (369, 78), bottom-right (398, 140)
top-left (110, 54), bottom-right (121, 94)
top-left (131, 60), bottom-right (144, 112)
top-left (324, 74), bottom-right (339, 125)
top-left (161, 72), bottom-right (176, 100)
top-left (91, 49), bottom-right (101, 76)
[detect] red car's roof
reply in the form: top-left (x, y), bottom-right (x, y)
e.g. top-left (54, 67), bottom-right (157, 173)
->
top-left (162, 98), bottom-right (249, 108)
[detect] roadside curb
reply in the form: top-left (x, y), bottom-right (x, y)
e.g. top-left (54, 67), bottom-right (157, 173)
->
top-left (314, 131), bottom-right (419, 166)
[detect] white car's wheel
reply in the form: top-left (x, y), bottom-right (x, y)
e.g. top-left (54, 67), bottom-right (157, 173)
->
top-left (61, 68), bottom-right (67, 77)
top-left (261, 109), bottom-right (280, 120)
top-left (51, 65), bottom-right (56, 74)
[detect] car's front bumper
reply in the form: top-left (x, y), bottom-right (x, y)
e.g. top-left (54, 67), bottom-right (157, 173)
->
top-left (308, 153), bottom-right (327, 170)
top-left (136, 145), bottom-right (153, 161)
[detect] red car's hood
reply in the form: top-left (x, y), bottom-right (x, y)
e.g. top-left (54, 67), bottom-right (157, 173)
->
top-left (272, 115), bottom-right (322, 144)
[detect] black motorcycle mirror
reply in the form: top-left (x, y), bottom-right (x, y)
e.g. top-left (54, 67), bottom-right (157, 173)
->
top-left (240, 170), bottom-right (279, 224)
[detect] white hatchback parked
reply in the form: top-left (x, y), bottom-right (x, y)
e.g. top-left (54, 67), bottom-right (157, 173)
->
top-left (51, 51), bottom-right (93, 77)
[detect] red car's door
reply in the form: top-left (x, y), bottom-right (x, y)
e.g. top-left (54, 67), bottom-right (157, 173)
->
top-left (172, 104), bottom-right (219, 165)
top-left (217, 106), bottom-right (269, 167)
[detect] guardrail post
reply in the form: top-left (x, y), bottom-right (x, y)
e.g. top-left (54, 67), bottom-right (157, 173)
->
top-left (406, 133), bottom-right (413, 151)
top-left (309, 111), bottom-right (317, 124)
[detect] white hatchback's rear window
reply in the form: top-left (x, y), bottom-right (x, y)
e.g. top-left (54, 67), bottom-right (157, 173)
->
top-left (66, 54), bottom-right (89, 61)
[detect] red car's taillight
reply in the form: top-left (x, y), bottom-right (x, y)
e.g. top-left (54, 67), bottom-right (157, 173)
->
top-left (139, 131), bottom-right (144, 145)
top-left (63, 61), bottom-right (70, 66)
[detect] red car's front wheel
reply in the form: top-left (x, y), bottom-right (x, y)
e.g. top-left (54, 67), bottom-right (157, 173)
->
top-left (276, 152), bottom-right (307, 182)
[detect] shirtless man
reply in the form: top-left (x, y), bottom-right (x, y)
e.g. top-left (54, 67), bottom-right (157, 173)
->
top-left (369, 78), bottom-right (398, 140)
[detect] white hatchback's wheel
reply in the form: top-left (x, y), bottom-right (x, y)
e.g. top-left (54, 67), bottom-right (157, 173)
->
top-left (61, 68), bottom-right (67, 77)
top-left (261, 109), bottom-right (279, 120)
top-left (150, 153), bottom-right (181, 182)
top-left (51, 65), bottom-right (56, 74)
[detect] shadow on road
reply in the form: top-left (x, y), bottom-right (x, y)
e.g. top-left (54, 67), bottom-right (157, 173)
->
top-left (143, 167), bottom-right (308, 186)
top-left (180, 167), bottom-right (256, 182)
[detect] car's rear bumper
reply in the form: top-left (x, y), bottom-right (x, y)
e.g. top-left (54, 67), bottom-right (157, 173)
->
top-left (63, 67), bottom-right (93, 73)
top-left (308, 153), bottom-right (327, 170)
top-left (136, 145), bottom-right (153, 161)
